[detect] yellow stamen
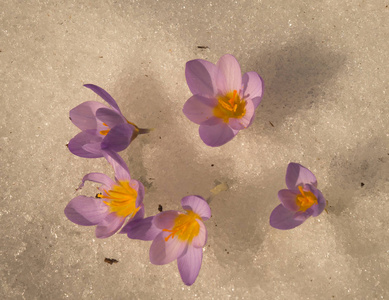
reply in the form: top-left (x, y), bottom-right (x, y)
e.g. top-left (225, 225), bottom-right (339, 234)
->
top-left (213, 90), bottom-right (246, 123)
top-left (295, 186), bottom-right (318, 212)
top-left (99, 180), bottom-right (139, 218)
top-left (162, 210), bottom-right (201, 243)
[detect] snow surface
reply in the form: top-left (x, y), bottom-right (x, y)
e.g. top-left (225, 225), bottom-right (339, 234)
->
top-left (0, 0), bottom-right (388, 299)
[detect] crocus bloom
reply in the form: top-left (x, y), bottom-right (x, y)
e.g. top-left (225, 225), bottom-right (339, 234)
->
top-left (68, 84), bottom-right (150, 158)
top-left (122, 195), bottom-right (211, 286)
top-left (64, 150), bottom-right (145, 238)
top-left (183, 54), bottom-right (264, 147)
top-left (270, 163), bottom-right (326, 230)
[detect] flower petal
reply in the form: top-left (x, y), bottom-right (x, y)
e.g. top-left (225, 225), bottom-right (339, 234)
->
top-left (306, 185), bottom-right (326, 217)
top-left (242, 72), bottom-right (264, 109)
top-left (216, 54), bottom-right (242, 94)
top-left (185, 59), bottom-right (219, 97)
top-left (285, 163), bottom-right (318, 190)
top-left (82, 142), bottom-right (103, 155)
top-left (69, 101), bottom-right (107, 131)
top-left (153, 211), bottom-right (180, 229)
top-left (102, 150), bottom-right (131, 181)
top-left (199, 123), bottom-right (239, 147)
top-left (191, 220), bottom-right (207, 248)
top-left (68, 131), bottom-right (103, 158)
top-left (227, 99), bottom-right (255, 130)
top-left (122, 216), bottom-right (161, 241)
top-left (183, 95), bottom-right (221, 125)
top-left (95, 213), bottom-right (125, 238)
top-left (278, 189), bottom-right (300, 212)
top-left (132, 203), bottom-right (145, 220)
top-left (64, 196), bottom-right (109, 226)
top-left (177, 245), bottom-right (203, 286)
top-left (181, 195), bottom-right (211, 221)
top-left (95, 107), bottom-right (126, 128)
top-left (149, 231), bottom-right (188, 265)
top-left (84, 84), bottom-right (122, 113)
top-left (130, 179), bottom-right (145, 208)
top-left (101, 123), bottom-right (134, 152)
top-left (269, 204), bottom-right (308, 230)
top-left (77, 172), bottom-right (115, 191)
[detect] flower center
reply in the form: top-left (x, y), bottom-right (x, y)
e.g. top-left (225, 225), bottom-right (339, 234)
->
top-left (100, 120), bottom-right (141, 140)
top-left (99, 123), bottom-right (110, 135)
top-left (97, 180), bottom-right (139, 218)
top-left (295, 186), bottom-right (318, 212)
top-left (213, 90), bottom-right (246, 122)
top-left (162, 210), bottom-right (201, 243)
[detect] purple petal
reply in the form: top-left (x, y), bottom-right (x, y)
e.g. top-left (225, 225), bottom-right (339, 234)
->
top-left (199, 123), bottom-right (239, 147)
top-left (84, 84), bottom-right (121, 113)
top-left (306, 185), bottom-right (326, 217)
top-left (269, 204), bottom-right (309, 230)
top-left (285, 163), bottom-right (318, 190)
top-left (64, 196), bottom-right (109, 226)
top-left (82, 142), bottom-right (103, 155)
top-left (191, 220), bottom-right (207, 248)
top-left (132, 203), bottom-right (145, 221)
top-left (216, 54), bottom-right (242, 94)
top-left (101, 123), bottom-right (134, 152)
top-left (153, 211), bottom-right (179, 229)
top-left (69, 101), bottom-right (107, 131)
top-left (119, 204), bottom-right (144, 232)
top-left (122, 216), bottom-right (161, 241)
top-left (149, 231), bottom-right (188, 265)
top-left (77, 172), bottom-right (115, 191)
top-left (242, 72), bottom-right (264, 109)
top-left (181, 195), bottom-right (211, 221)
top-left (227, 99), bottom-right (255, 130)
top-left (185, 59), bottom-right (219, 97)
top-left (130, 179), bottom-right (145, 207)
top-left (102, 150), bottom-right (131, 181)
top-left (177, 245), bottom-right (203, 286)
top-left (183, 95), bottom-right (221, 126)
top-left (277, 189), bottom-right (300, 212)
top-left (95, 213), bottom-right (125, 238)
top-left (95, 107), bottom-right (126, 128)
top-left (68, 132), bottom-right (103, 158)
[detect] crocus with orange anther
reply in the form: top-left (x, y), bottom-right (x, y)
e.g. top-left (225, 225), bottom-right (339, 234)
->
top-left (183, 54), bottom-right (264, 146)
top-left (122, 195), bottom-right (211, 286)
top-left (68, 84), bottom-right (150, 158)
top-left (270, 163), bottom-right (327, 230)
top-left (64, 150), bottom-right (145, 238)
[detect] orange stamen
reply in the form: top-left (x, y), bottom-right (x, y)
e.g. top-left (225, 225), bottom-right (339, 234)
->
top-left (296, 186), bottom-right (318, 212)
top-left (99, 123), bottom-right (110, 136)
top-left (99, 181), bottom-right (139, 217)
top-left (228, 90), bottom-right (237, 107)
top-left (162, 211), bottom-right (201, 243)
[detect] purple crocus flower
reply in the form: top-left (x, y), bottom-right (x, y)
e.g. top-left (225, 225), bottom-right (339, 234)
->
top-left (270, 163), bottom-right (327, 230)
top-left (183, 54), bottom-right (264, 147)
top-left (68, 84), bottom-right (150, 158)
top-left (121, 195), bottom-right (211, 286)
top-left (64, 150), bottom-right (145, 238)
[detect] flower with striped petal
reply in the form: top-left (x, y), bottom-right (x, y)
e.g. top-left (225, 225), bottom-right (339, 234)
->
top-left (122, 195), bottom-right (211, 286)
top-left (183, 54), bottom-right (264, 147)
top-left (270, 163), bottom-right (327, 230)
top-left (68, 84), bottom-right (151, 158)
top-left (64, 151), bottom-right (145, 238)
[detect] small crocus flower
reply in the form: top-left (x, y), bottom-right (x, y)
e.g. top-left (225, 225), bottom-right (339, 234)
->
top-left (68, 84), bottom-right (150, 158)
top-left (183, 54), bottom-right (264, 147)
top-left (64, 150), bottom-right (145, 238)
top-left (270, 163), bottom-right (327, 230)
top-left (122, 195), bottom-right (211, 286)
